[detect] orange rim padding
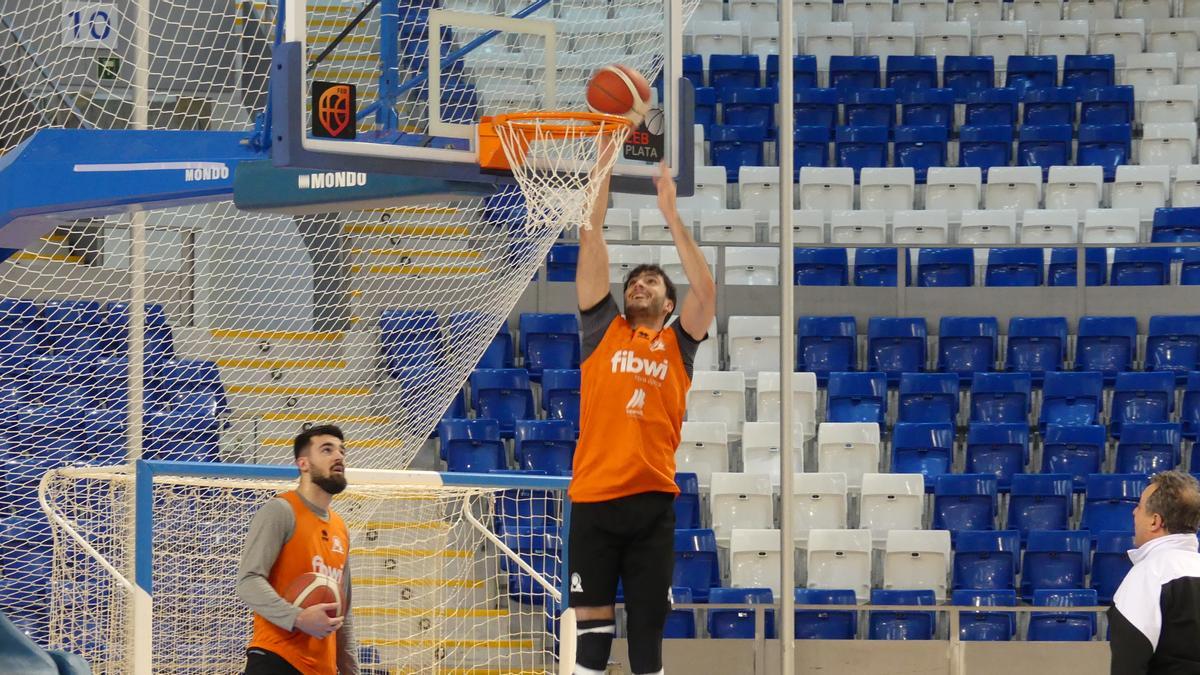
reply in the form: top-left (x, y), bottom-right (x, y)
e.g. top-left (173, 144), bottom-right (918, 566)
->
top-left (477, 112), bottom-right (633, 170)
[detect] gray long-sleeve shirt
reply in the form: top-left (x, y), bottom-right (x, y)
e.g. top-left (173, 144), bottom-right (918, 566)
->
top-left (236, 492), bottom-right (358, 675)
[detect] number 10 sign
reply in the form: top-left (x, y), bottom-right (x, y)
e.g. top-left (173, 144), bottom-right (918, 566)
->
top-left (62, 2), bottom-right (119, 50)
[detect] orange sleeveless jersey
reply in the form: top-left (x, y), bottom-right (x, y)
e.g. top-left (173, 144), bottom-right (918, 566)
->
top-left (248, 491), bottom-right (349, 675)
top-left (570, 316), bottom-right (692, 503)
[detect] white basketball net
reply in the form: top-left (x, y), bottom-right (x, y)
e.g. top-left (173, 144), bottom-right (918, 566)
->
top-left (493, 114), bottom-right (632, 233)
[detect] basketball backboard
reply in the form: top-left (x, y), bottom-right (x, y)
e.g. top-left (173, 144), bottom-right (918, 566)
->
top-left (271, 0), bottom-right (695, 195)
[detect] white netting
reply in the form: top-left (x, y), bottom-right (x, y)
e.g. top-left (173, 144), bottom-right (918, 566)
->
top-left (494, 114), bottom-right (632, 233)
top-left (41, 466), bottom-right (567, 674)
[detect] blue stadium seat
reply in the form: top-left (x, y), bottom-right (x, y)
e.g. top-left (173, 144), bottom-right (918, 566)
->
top-left (954, 589), bottom-right (1018, 641)
top-left (1078, 123), bottom-right (1133, 181)
top-left (682, 54), bottom-right (704, 89)
top-left (482, 186), bottom-right (526, 228)
top-left (944, 56), bottom-right (995, 101)
top-left (830, 55), bottom-right (881, 91)
top-left (709, 54), bottom-right (760, 91)
top-left (1180, 248), bottom-right (1200, 285)
top-left (102, 301), bottom-right (175, 363)
top-left (985, 248), bottom-right (1044, 287)
top-left (1006, 56), bottom-right (1057, 96)
top-left (492, 470), bottom-right (554, 535)
top-left (504, 528), bottom-right (560, 605)
top-left (900, 89), bottom-right (956, 130)
top-left (1118, 246), bottom-right (1183, 284)
top-left (721, 88), bottom-right (776, 134)
top-left (468, 368), bottom-right (535, 436)
top-left (1183, 372), bottom-right (1200, 440)
top-left (959, 125), bottom-right (1014, 174)
top-left (887, 55), bottom-right (938, 91)
top-left (1008, 473), bottom-right (1073, 538)
top-left (835, 126), bottom-right (888, 176)
top-left (514, 419), bottom-right (574, 475)
top-left (1147, 315), bottom-right (1200, 380)
top-left (519, 313), bottom-right (580, 379)
top-left (1063, 54), bottom-right (1115, 90)
top-left (1152, 207), bottom-right (1200, 243)
top-left (24, 354), bottom-right (92, 408)
top-left (674, 473), bottom-right (700, 528)
top-left (965, 423), bottom-right (1029, 489)
top-left (709, 125), bottom-right (766, 182)
top-left (540, 368), bottom-right (580, 431)
top-left (795, 248), bottom-right (849, 286)
top-left (1017, 124), bottom-right (1073, 174)
top-left (794, 588), bottom-right (858, 639)
top-left (965, 88), bottom-right (1019, 128)
top-left (828, 371), bottom-right (888, 424)
top-left (546, 244), bottom-right (578, 282)
top-left (844, 88), bottom-right (897, 128)
top-left (708, 587), bottom-right (776, 638)
top-left (673, 529), bottom-right (721, 601)
top-left (867, 317), bottom-right (928, 384)
top-left (1111, 371), bottom-right (1176, 436)
top-left (794, 126), bottom-right (832, 170)
top-left (917, 248), bottom-right (974, 287)
top-left (868, 589), bottom-right (937, 640)
top-left (1091, 532), bottom-right (1135, 604)
top-left (147, 359), bottom-right (229, 418)
top-left (1023, 88), bottom-right (1080, 126)
top-left (891, 422), bottom-right (956, 481)
top-left (85, 408), bottom-right (125, 461)
top-left (144, 404), bottom-right (220, 462)
top-left (1047, 247), bottom-right (1108, 287)
top-left (1080, 87), bottom-right (1135, 125)
top-left (893, 126), bottom-right (949, 181)
top-left (1076, 316), bottom-right (1137, 384)
top-left (0, 298), bottom-right (38, 328)
top-left (854, 248), bottom-right (907, 287)
top-left (694, 87), bottom-right (717, 130)
top-left (449, 312), bottom-right (513, 369)
top-left (1039, 371), bottom-right (1105, 430)
top-left (1006, 316), bottom-right (1069, 384)
top-left (798, 316), bottom-right (858, 384)
top-left (1022, 530), bottom-right (1091, 598)
top-left (953, 530), bottom-right (1020, 591)
top-left (1042, 425), bottom-right (1108, 491)
top-left (933, 473), bottom-right (997, 534)
top-left (380, 309), bottom-right (444, 377)
top-left (1028, 589), bottom-right (1098, 641)
top-left (938, 316), bottom-right (999, 381)
top-left (1082, 473), bottom-right (1148, 533)
top-left (40, 299), bottom-right (101, 337)
top-left (439, 418), bottom-right (507, 472)
top-left (665, 586), bottom-right (697, 638)
top-left (793, 88), bottom-right (840, 129)
top-left (91, 356), bottom-right (127, 413)
top-left (970, 372), bottom-right (1031, 424)
top-left (766, 54), bottom-right (818, 89)
top-left (1115, 422), bottom-right (1182, 474)
top-left (899, 372), bottom-right (959, 423)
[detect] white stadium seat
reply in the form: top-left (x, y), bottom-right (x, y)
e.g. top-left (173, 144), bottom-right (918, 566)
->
top-left (1035, 20), bottom-right (1090, 62)
top-left (688, 371), bottom-right (747, 438)
top-left (792, 473), bottom-right (850, 545)
top-left (893, 210), bottom-right (950, 244)
top-left (1111, 165), bottom-right (1170, 220)
top-left (725, 246), bottom-right (780, 286)
top-left (795, 0), bottom-right (837, 25)
top-left (738, 166), bottom-right (781, 222)
top-left (799, 167), bottom-right (856, 215)
top-left (602, 208), bottom-right (633, 240)
top-left (699, 209), bottom-right (757, 243)
top-left (710, 472), bottom-right (775, 545)
top-left (755, 370), bottom-right (819, 439)
top-left (748, 21), bottom-right (786, 59)
top-left (1045, 165), bottom-right (1104, 214)
top-left (658, 245), bottom-right (717, 283)
top-left (985, 166), bottom-right (1044, 214)
top-left (676, 421), bottom-right (730, 488)
top-left (1181, 52), bottom-right (1200, 88)
top-left (1091, 19), bottom-right (1145, 62)
top-left (804, 22), bottom-right (856, 73)
top-left (808, 529), bottom-right (873, 601)
top-left (959, 209), bottom-right (1018, 244)
top-left (919, 21), bottom-right (973, 62)
top-left (1141, 122), bottom-right (1198, 166)
top-left (689, 21), bottom-right (745, 62)
top-left (867, 22), bottom-right (919, 58)
top-left (1122, 52), bottom-right (1178, 92)
top-left (680, 165), bottom-right (728, 212)
top-left (817, 422), bottom-right (882, 488)
top-left (730, 0), bottom-right (779, 23)
top-left (692, 0), bottom-right (726, 21)
top-left (976, 21), bottom-right (1029, 66)
top-left (953, 0), bottom-right (1004, 25)
top-left (1082, 208), bottom-right (1142, 243)
top-left (607, 245), bottom-right (659, 283)
top-left (1021, 209), bottom-right (1080, 244)
top-left (730, 528), bottom-right (784, 594)
top-left (1011, 0), bottom-right (1063, 25)
top-left (883, 529), bottom-right (952, 601)
top-left (898, 0), bottom-right (948, 25)
top-left (1065, 0), bottom-right (1116, 21)
top-left (860, 473), bottom-right (926, 544)
top-left (1120, 0), bottom-right (1170, 20)
top-left (691, 317), bottom-right (720, 372)
top-left (859, 167), bottom-right (917, 215)
top-left (1147, 18), bottom-right (1200, 55)
top-left (727, 315), bottom-right (781, 380)
top-left (1141, 85), bottom-right (1200, 125)
top-left (830, 209), bottom-right (888, 244)
top-left (768, 210), bottom-right (826, 243)
top-left (845, 0), bottom-right (896, 34)
top-left (741, 421), bottom-right (806, 485)
top-left (637, 208), bottom-right (695, 241)
top-left (1173, 164), bottom-right (1200, 206)
top-left (925, 167), bottom-right (983, 219)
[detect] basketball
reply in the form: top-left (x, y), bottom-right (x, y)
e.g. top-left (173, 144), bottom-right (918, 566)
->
top-left (586, 64), bottom-right (652, 124)
top-left (282, 572), bottom-right (342, 618)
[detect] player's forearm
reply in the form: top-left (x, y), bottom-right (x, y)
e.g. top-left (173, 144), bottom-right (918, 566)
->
top-left (576, 180), bottom-right (612, 309)
top-left (237, 573), bottom-right (301, 631)
top-left (667, 216), bottom-right (715, 301)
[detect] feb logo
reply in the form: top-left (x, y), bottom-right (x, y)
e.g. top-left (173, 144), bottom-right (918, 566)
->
top-left (312, 81), bottom-right (356, 140)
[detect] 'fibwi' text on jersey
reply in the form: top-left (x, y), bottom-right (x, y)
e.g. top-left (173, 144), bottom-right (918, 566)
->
top-left (570, 304), bottom-right (694, 503)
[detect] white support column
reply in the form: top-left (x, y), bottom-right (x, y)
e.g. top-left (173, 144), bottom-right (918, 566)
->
top-left (778, 1), bottom-right (796, 673)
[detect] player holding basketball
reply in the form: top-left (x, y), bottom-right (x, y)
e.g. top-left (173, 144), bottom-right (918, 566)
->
top-left (237, 424), bottom-right (358, 675)
top-left (567, 158), bottom-right (716, 675)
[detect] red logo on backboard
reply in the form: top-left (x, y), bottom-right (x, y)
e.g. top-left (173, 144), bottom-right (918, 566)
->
top-left (312, 82), bottom-right (356, 140)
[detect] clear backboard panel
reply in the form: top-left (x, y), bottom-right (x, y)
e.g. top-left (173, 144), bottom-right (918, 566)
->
top-left (275, 0), bottom-right (696, 193)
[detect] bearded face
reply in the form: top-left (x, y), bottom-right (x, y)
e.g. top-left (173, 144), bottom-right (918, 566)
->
top-left (624, 271), bottom-right (674, 324)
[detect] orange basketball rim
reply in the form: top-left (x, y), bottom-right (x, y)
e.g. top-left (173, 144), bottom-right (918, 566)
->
top-left (477, 111), bottom-right (634, 171)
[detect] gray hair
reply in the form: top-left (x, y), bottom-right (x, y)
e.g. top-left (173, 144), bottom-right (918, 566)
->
top-left (1147, 471), bottom-right (1200, 535)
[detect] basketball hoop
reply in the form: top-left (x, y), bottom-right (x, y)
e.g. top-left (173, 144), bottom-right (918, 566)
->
top-left (481, 111), bottom-right (634, 233)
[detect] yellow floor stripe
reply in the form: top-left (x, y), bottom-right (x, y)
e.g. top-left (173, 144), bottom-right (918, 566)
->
top-left (357, 577), bottom-right (485, 588)
top-left (352, 264), bottom-right (491, 276)
top-left (210, 329), bottom-right (344, 342)
top-left (356, 606), bottom-right (509, 619)
top-left (229, 384), bottom-right (372, 396)
top-left (363, 638), bottom-right (535, 649)
top-left (263, 437), bottom-right (407, 449)
top-left (353, 547), bottom-right (476, 558)
top-left (42, 233), bottom-right (67, 243)
top-left (216, 358), bottom-right (347, 369)
top-left (352, 248), bottom-right (481, 259)
top-left (345, 224), bottom-right (470, 237)
top-left (362, 519), bottom-right (453, 530)
top-left (261, 412), bottom-right (390, 424)
top-left (11, 252), bottom-right (83, 264)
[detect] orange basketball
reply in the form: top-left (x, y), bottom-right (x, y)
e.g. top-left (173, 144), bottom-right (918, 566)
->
top-left (586, 65), bottom-right (652, 124)
top-left (282, 572), bottom-right (343, 619)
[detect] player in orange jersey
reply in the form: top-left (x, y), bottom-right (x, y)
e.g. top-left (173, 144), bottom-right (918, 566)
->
top-left (237, 424), bottom-right (358, 675)
top-left (566, 159), bottom-right (716, 675)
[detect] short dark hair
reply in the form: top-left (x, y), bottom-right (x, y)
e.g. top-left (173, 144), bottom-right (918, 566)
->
top-left (293, 424), bottom-right (345, 459)
top-left (1147, 470), bottom-right (1200, 534)
top-left (623, 263), bottom-right (677, 307)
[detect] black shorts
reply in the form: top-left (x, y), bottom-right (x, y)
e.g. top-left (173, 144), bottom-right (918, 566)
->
top-left (567, 491), bottom-right (675, 614)
top-left (243, 648), bottom-right (302, 675)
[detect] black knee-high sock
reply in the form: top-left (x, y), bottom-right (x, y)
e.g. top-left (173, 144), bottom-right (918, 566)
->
top-left (574, 619), bottom-right (615, 674)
